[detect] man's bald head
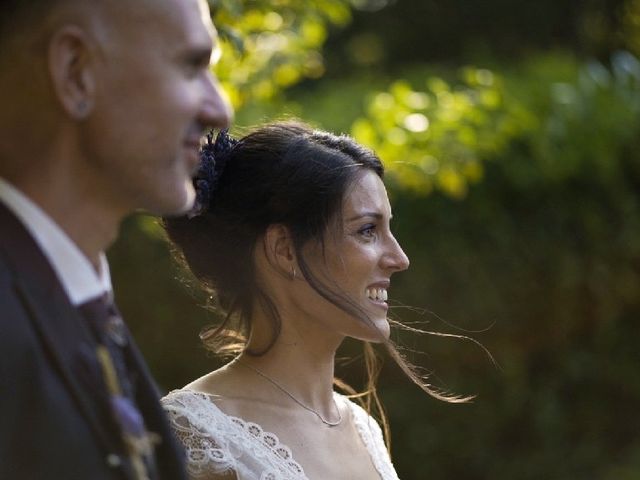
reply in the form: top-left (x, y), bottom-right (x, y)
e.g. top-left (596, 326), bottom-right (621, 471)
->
top-left (0, 0), bottom-right (159, 58)
top-left (0, 0), bottom-right (51, 41)
top-left (0, 1), bottom-right (89, 49)
top-left (0, 0), bottom-right (230, 233)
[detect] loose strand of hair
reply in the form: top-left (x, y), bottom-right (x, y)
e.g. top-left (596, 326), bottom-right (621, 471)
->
top-left (363, 342), bottom-right (392, 454)
top-left (388, 318), bottom-right (500, 369)
top-left (383, 340), bottom-right (475, 403)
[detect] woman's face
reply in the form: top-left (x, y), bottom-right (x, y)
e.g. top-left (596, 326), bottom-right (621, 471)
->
top-left (301, 170), bottom-right (410, 342)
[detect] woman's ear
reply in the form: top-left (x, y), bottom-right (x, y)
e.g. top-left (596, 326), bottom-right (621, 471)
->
top-left (263, 224), bottom-right (297, 279)
top-left (48, 25), bottom-right (96, 120)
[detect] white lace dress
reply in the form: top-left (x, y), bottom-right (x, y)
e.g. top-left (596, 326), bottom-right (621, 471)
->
top-left (161, 389), bottom-right (400, 480)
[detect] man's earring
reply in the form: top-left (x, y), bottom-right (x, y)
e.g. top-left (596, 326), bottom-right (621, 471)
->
top-left (76, 100), bottom-right (88, 118)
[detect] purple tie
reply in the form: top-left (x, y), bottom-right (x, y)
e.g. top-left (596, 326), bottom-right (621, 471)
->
top-left (78, 294), bottom-right (156, 480)
top-left (78, 294), bottom-right (135, 399)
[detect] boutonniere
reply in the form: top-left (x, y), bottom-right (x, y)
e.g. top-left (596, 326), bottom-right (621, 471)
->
top-left (97, 346), bottom-right (160, 480)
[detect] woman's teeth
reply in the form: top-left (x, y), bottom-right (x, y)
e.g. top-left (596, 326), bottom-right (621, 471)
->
top-left (366, 287), bottom-right (388, 302)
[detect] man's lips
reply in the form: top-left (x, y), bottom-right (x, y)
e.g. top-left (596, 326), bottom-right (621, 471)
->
top-left (183, 136), bottom-right (202, 150)
top-left (183, 136), bottom-right (202, 168)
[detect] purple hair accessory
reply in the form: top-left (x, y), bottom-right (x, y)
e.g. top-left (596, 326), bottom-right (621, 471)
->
top-left (188, 128), bottom-right (238, 218)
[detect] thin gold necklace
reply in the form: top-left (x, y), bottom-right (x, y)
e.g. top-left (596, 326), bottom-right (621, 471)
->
top-left (237, 359), bottom-right (343, 427)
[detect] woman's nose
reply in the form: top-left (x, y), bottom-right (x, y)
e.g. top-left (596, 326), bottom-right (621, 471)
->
top-left (383, 235), bottom-right (410, 272)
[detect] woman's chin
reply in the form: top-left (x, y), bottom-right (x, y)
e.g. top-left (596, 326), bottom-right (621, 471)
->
top-left (351, 318), bottom-right (390, 343)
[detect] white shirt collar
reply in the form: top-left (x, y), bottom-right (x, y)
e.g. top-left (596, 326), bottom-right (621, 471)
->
top-left (0, 177), bottom-right (112, 306)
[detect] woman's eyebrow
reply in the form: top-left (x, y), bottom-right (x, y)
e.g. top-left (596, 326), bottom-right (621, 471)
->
top-left (346, 211), bottom-right (384, 222)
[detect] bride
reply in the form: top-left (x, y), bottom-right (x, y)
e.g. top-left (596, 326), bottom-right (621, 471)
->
top-left (161, 122), bottom-right (456, 479)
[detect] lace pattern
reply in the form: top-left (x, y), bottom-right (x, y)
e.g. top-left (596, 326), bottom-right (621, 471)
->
top-left (348, 401), bottom-right (400, 480)
top-left (162, 390), bottom-right (399, 480)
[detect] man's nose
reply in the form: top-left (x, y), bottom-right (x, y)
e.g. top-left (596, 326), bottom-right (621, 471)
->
top-left (200, 73), bottom-right (233, 130)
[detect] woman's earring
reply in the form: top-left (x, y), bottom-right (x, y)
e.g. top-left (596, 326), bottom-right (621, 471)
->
top-left (291, 266), bottom-right (297, 280)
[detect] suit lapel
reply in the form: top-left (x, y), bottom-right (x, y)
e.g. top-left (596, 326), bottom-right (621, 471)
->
top-left (0, 203), bottom-right (121, 464)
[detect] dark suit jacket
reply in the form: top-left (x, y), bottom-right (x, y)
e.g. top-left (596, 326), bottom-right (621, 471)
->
top-left (0, 202), bottom-right (187, 480)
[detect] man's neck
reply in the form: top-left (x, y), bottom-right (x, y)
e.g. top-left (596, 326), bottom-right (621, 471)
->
top-left (8, 174), bottom-right (122, 268)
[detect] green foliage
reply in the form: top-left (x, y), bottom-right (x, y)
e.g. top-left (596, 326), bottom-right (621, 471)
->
top-left (529, 51), bottom-right (640, 183)
top-left (348, 51), bottom-right (640, 200)
top-left (351, 71), bottom-right (535, 198)
top-left (623, 0), bottom-right (640, 56)
top-left (209, 0), bottom-right (351, 108)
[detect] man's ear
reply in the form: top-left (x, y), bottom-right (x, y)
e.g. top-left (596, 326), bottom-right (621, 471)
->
top-left (48, 25), bottom-right (96, 120)
top-left (263, 224), bottom-right (297, 279)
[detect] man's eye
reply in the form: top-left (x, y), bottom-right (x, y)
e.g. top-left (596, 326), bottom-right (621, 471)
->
top-left (184, 53), bottom-right (210, 75)
top-left (187, 62), bottom-right (205, 75)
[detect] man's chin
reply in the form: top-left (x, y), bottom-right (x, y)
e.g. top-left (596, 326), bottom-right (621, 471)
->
top-left (177, 186), bottom-right (196, 214)
top-left (147, 185), bottom-right (195, 218)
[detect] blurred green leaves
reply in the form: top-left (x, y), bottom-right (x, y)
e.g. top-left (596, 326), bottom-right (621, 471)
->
top-left (351, 70), bottom-right (535, 198)
top-left (207, 0), bottom-right (640, 204)
top-left (209, 0), bottom-right (351, 108)
top-left (532, 51), bottom-right (640, 182)
top-left (350, 51), bottom-right (640, 198)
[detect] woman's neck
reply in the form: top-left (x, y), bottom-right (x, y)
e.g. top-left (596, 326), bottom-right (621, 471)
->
top-left (240, 310), bottom-right (344, 416)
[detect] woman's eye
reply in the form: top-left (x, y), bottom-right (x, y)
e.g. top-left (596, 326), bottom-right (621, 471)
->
top-left (359, 224), bottom-right (376, 239)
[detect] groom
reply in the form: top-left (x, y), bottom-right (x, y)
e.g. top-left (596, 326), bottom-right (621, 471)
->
top-left (0, 0), bottom-right (231, 478)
